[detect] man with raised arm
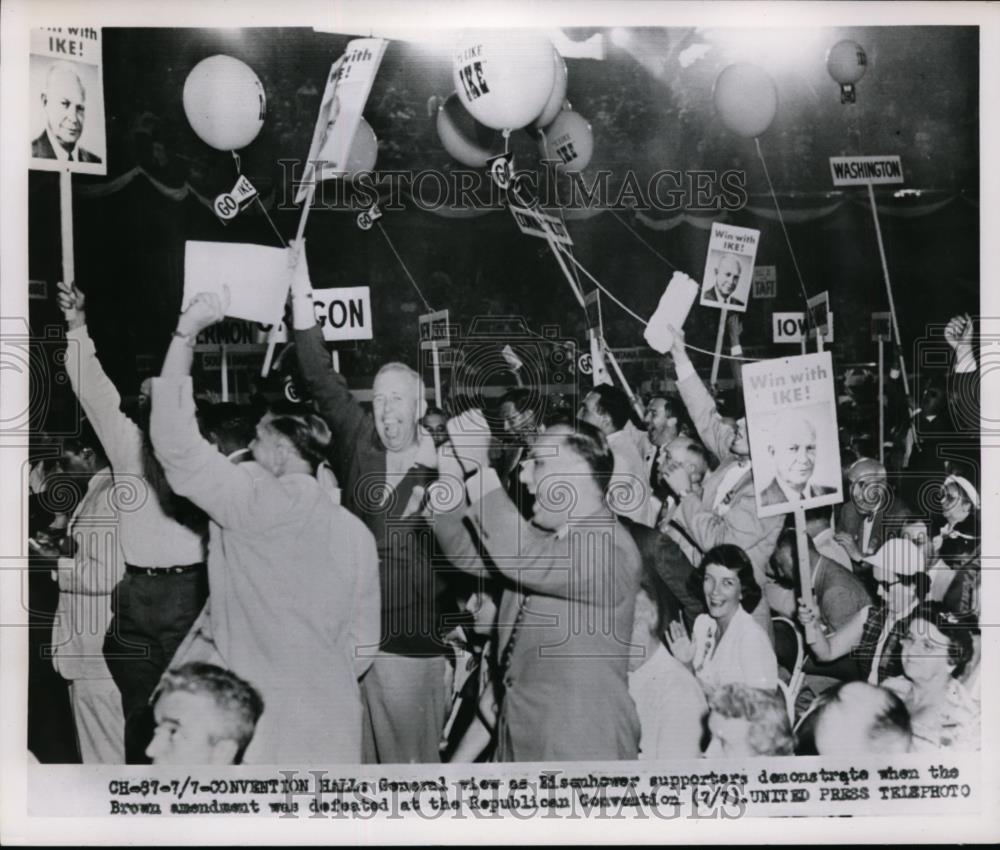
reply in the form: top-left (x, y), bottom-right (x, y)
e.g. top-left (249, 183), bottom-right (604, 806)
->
top-left (430, 411), bottom-right (641, 761)
top-left (57, 281), bottom-right (207, 763)
top-left (149, 288), bottom-right (379, 763)
top-left (289, 242), bottom-right (450, 764)
top-left (659, 324), bottom-right (785, 635)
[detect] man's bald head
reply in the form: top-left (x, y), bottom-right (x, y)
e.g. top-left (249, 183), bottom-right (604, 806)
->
top-left (767, 415), bottom-right (817, 492)
top-left (42, 61), bottom-right (86, 150)
top-left (715, 254), bottom-right (742, 298)
top-left (847, 457), bottom-right (889, 514)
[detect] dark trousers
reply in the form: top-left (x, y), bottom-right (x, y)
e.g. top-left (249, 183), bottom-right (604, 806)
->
top-left (103, 569), bottom-right (208, 763)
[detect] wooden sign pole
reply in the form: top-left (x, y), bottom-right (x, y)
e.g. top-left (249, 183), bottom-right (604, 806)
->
top-left (431, 339), bottom-right (442, 408)
top-left (794, 504), bottom-right (817, 643)
top-left (59, 169), bottom-right (75, 293)
top-left (710, 308), bottom-right (728, 387)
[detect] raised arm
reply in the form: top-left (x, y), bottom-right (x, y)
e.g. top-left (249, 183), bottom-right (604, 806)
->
top-left (668, 326), bottom-right (735, 463)
top-left (945, 313), bottom-right (978, 438)
top-left (58, 281), bottom-right (143, 471)
top-left (727, 313), bottom-right (744, 390)
top-left (153, 291), bottom-right (286, 528)
top-left (288, 241), bottom-right (368, 467)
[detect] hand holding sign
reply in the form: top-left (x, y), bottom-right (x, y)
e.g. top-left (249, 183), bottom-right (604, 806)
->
top-left (177, 287), bottom-right (230, 338)
top-left (56, 280), bottom-right (85, 327)
top-left (944, 313), bottom-right (973, 350)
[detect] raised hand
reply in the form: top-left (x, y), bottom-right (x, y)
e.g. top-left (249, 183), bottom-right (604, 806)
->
top-left (664, 619), bottom-right (695, 666)
top-left (445, 408), bottom-right (492, 477)
top-left (176, 288), bottom-right (229, 338)
top-left (662, 460), bottom-right (692, 497)
top-left (833, 531), bottom-right (862, 562)
top-left (726, 312), bottom-right (743, 346)
top-left (57, 280), bottom-right (86, 329)
top-left (944, 313), bottom-right (973, 350)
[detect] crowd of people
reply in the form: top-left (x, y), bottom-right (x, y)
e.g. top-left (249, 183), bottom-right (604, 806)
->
top-left (28, 248), bottom-right (981, 766)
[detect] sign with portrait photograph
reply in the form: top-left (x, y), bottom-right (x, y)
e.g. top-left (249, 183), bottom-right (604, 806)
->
top-left (699, 222), bottom-right (759, 313)
top-left (742, 351), bottom-right (843, 518)
top-left (29, 27), bottom-right (106, 174)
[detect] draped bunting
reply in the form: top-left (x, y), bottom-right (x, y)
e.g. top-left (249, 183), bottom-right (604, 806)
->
top-left (74, 165), bottom-right (974, 229)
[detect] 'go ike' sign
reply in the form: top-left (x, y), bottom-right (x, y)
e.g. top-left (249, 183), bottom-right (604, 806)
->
top-left (829, 156), bottom-right (904, 187)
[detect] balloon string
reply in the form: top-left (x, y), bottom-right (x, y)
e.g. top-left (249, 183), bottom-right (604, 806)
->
top-left (502, 128), bottom-right (511, 156)
top-left (557, 245), bottom-right (760, 363)
top-left (230, 150), bottom-right (286, 247)
top-left (376, 221), bottom-right (433, 312)
top-left (753, 137), bottom-right (815, 333)
top-left (537, 127), bottom-right (584, 297)
top-left (606, 208), bottom-right (678, 271)
top-left (255, 196), bottom-right (288, 248)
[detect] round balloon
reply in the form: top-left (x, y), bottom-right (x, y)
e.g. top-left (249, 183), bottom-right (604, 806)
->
top-left (183, 55), bottom-right (266, 151)
top-left (452, 31), bottom-right (556, 130)
top-left (713, 62), bottom-right (778, 139)
top-left (827, 39), bottom-right (868, 85)
top-left (534, 49), bottom-right (568, 129)
top-left (540, 110), bottom-right (593, 172)
top-left (345, 118), bottom-right (378, 177)
top-left (436, 92), bottom-right (501, 168)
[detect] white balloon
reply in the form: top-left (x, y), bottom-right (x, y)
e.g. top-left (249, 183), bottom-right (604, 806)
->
top-left (183, 55), bottom-right (266, 151)
top-left (436, 92), bottom-right (500, 167)
top-left (540, 110), bottom-right (593, 172)
top-left (452, 31), bottom-right (555, 130)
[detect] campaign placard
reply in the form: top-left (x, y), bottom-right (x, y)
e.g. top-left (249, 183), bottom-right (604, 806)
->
top-left (829, 155), bottom-right (904, 187)
top-left (742, 351), bottom-right (843, 518)
top-left (700, 222), bottom-right (759, 313)
top-left (183, 241), bottom-right (291, 325)
top-left (752, 265), bottom-right (777, 299)
top-left (773, 312), bottom-right (834, 344)
top-left (807, 291), bottom-right (832, 340)
top-left (265, 287), bottom-right (373, 343)
top-left (30, 27), bottom-right (106, 174)
top-left (508, 204), bottom-right (573, 245)
top-left (419, 309), bottom-right (451, 350)
top-left (296, 39), bottom-right (387, 202)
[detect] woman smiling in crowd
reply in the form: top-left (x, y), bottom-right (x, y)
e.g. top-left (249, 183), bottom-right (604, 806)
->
top-left (665, 544), bottom-right (778, 693)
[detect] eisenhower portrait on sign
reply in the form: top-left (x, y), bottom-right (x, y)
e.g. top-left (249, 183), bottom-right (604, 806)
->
top-left (751, 404), bottom-right (841, 516)
top-left (701, 250), bottom-right (751, 312)
top-left (30, 56), bottom-right (105, 171)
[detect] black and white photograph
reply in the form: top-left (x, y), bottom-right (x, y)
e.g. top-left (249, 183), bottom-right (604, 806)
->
top-left (1, 0), bottom-right (997, 845)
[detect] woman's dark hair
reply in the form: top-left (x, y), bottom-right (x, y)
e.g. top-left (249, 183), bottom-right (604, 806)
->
top-left (912, 601), bottom-right (975, 679)
top-left (264, 413), bottom-right (332, 472)
top-left (698, 544), bottom-right (761, 614)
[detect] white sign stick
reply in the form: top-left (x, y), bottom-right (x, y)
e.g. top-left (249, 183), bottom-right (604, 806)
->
top-left (59, 169), bottom-right (74, 292)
